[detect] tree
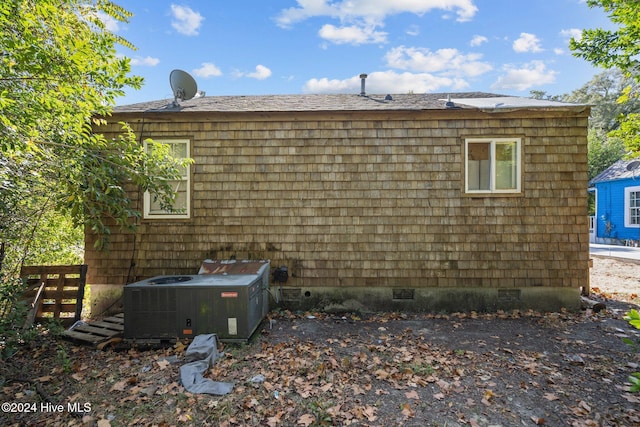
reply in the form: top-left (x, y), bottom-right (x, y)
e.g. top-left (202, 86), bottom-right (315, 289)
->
top-left (563, 69), bottom-right (640, 132)
top-left (530, 71), bottom-right (635, 180)
top-left (0, 0), bottom-right (185, 274)
top-left (570, 0), bottom-right (640, 157)
top-left (587, 130), bottom-right (625, 181)
top-left (561, 70), bottom-right (639, 180)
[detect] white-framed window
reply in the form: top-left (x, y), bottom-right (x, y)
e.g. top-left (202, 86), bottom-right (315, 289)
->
top-left (143, 139), bottom-right (191, 219)
top-left (465, 138), bottom-right (521, 194)
top-left (625, 185), bottom-right (640, 228)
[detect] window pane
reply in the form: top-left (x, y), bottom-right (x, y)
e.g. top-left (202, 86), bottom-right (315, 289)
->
top-left (467, 143), bottom-right (490, 191)
top-left (495, 142), bottom-right (517, 190)
top-left (631, 192), bottom-right (640, 225)
top-left (169, 142), bottom-right (187, 159)
top-left (144, 140), bottom-right (190, 218)
top-left (149, 180), bottom-right (187, 213)
top-left (168, 143), bottom-right (189, 177)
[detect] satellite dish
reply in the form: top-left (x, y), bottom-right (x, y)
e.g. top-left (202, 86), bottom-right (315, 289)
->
top-left (627, 160), bottom-right (640, 172)
top-left (170, 69), bottom-right (198, 106)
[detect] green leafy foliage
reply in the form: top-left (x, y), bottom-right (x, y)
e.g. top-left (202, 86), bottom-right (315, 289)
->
top-left (623, 309), bottom-right (640, 392)
top-left (610, 113), bottom-right (640, 155)
top-left (532, 71), bottom-right (637, 184)
top-left (587, 131), bottom-right (626, 181)
top-left (0, 0), bottom-right (188, 274)
top-left (624, 309), bottom-right (640, 332)
top-left (570, 0), bottom-right (640, 72)
top-left (630, 373), bottom-right (640, 393)
top-left (570, 0), bottom-right (640, 157)
top-left (563, 69), bottom-right (640, 133)
top-left (0, 275), bottom-right (31, 358)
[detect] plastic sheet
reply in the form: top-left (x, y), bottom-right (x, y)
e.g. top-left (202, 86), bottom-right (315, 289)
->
top-left (179, 334), bottom-right (234, 395)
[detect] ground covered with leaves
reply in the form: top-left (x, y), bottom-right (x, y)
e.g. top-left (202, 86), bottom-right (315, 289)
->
top-left (1, 256), bottom-right (640, 427)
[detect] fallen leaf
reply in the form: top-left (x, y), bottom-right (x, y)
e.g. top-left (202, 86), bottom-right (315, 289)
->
top-left (400, 402), bottom-right (415, 418)
top-left (543, 393), bottom-right (559, 401)
top-left (374, 369), bottom-right (390, 380)
top-left (297, 413), bottom-right (315, 426)
top-left (405, 390), bottom-right (419, 400)
top-left (363, 405), bottom-right (377, 422)
top-left (531, 416), bottom-right (546, 425)
top-left (97, 419), bottom-right (111, 427)
top-left (352, 384), bottom-right (366, 395)
top-left (481, 389), bottom-right (494, 406)
top-left (110, 380), bottom-right (127, 392)
top-left (37, 375), bottom-right (53, 383)
top-left (433, 392), bottom-right (445, 400)
top-left (266, 411), bottom-right (284, 427)
top-left (174, 341), bottom-right (186, 352)
top-left (178, 413), bottom-right (192, 422)
top-left (157, 359), bottom-right (170, 370)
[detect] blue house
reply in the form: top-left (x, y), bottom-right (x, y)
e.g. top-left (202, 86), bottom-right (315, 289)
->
top-left (590, 158), bottom-right (640, 245)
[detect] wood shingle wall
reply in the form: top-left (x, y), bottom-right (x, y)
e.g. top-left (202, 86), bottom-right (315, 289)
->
top-left (86, 108), bottom-right (589, 311)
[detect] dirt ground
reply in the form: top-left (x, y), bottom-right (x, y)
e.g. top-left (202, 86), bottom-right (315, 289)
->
top-left (1, 256), bottom-right (640, 427)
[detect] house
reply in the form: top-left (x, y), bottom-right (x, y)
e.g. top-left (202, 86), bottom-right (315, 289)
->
top-left (589, 158), bottom-right (640, 245)
top-left (86, 89), bottom-right (590, 314)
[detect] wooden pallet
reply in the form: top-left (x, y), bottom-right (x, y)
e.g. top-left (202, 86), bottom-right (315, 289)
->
top-left (62, 313), bottom-right (124, 346)
top-left (20, 265), bottom-right (87, 328)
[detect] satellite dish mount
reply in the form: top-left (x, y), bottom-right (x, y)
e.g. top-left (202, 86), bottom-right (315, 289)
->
top-left (170, 69), bottom-right (199, 107)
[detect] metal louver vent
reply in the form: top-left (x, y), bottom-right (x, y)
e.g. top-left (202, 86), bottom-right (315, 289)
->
top-left (392, 289), bottom-right (415, 300)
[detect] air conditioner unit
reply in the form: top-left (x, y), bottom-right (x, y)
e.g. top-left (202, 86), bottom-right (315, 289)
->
top-left (124, 260), bottom-right (269, 343)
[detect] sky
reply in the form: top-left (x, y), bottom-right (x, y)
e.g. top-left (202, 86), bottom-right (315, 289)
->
top-left (108, 0), bottom-right (614, 106)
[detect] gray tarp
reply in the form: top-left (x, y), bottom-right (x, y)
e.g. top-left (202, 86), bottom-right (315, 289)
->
top-left (179, 334), bottom-right (234, 395)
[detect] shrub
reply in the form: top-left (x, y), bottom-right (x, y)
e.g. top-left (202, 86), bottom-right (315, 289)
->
top-left (0, 275), bottom-right (32, 359)
top-left (623, 309), bottom-right (640, 392)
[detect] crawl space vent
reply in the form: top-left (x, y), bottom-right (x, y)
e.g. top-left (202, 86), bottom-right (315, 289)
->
top-left (281, 288), bottom-right (302, 302)
top-left (497, 289), bottom-right (521, 302)
top-left (392, 289), bottom-right (415, 300)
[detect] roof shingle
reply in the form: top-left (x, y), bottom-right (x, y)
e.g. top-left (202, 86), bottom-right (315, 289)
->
top-left (113, 92), bottom-right (584, 114)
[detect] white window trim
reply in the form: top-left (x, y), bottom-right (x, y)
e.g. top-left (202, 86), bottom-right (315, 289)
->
top-left (465, 138), bottom-right (521, 194)
top-left (143, 139), bottom-right (191, 219)
top-left (624, 185), bottom-right (640, 228)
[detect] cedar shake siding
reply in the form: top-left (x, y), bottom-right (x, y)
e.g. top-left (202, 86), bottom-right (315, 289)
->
top-left (86, 93), bottom-right (590, 313)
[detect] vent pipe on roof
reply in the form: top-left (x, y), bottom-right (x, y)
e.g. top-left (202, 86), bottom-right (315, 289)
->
top-left (359, 73), bottom-right (368, 96)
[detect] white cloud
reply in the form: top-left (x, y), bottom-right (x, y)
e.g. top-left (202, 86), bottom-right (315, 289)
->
top-left (554, 48), bottom-right (565, 55)
top-left (130, 56), bottom-right (160, 67)
top-left (193, 62), bottom-right (222, 78)
top-left (513, 32), bottom-right (543, 53)
top-left (303, 70), bottom-right (468, 94)
top-left (97, 11), bottom-right (120, 32)
top-left (170, 4), bottom-right (204, 36)
top-left (491, 61), bottom-right (557, 91)
top-left (318, 23), bottom-right (387, 45)
top-left (275, 0), bottom-right (337, 28)
top-left (560, 28), bottom-right (582, 42)
top-left (406, 25), bottom-right (420, 36)
top-left (470, 35), bottom-right (487, 47)
top-left (233, 65), bottom-right (273, 80)
top-left (246, 65), bottom-right (273, 80)
top-left (275, 1), bottom-right (478, 46)
top-left (385, 46), bottom-right (492, 77)
top-left (277, 0), bottom-right (479, 26)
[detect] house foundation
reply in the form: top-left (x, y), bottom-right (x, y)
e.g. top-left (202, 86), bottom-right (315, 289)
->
top-left (273, 286), bottom-right (582, 313)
